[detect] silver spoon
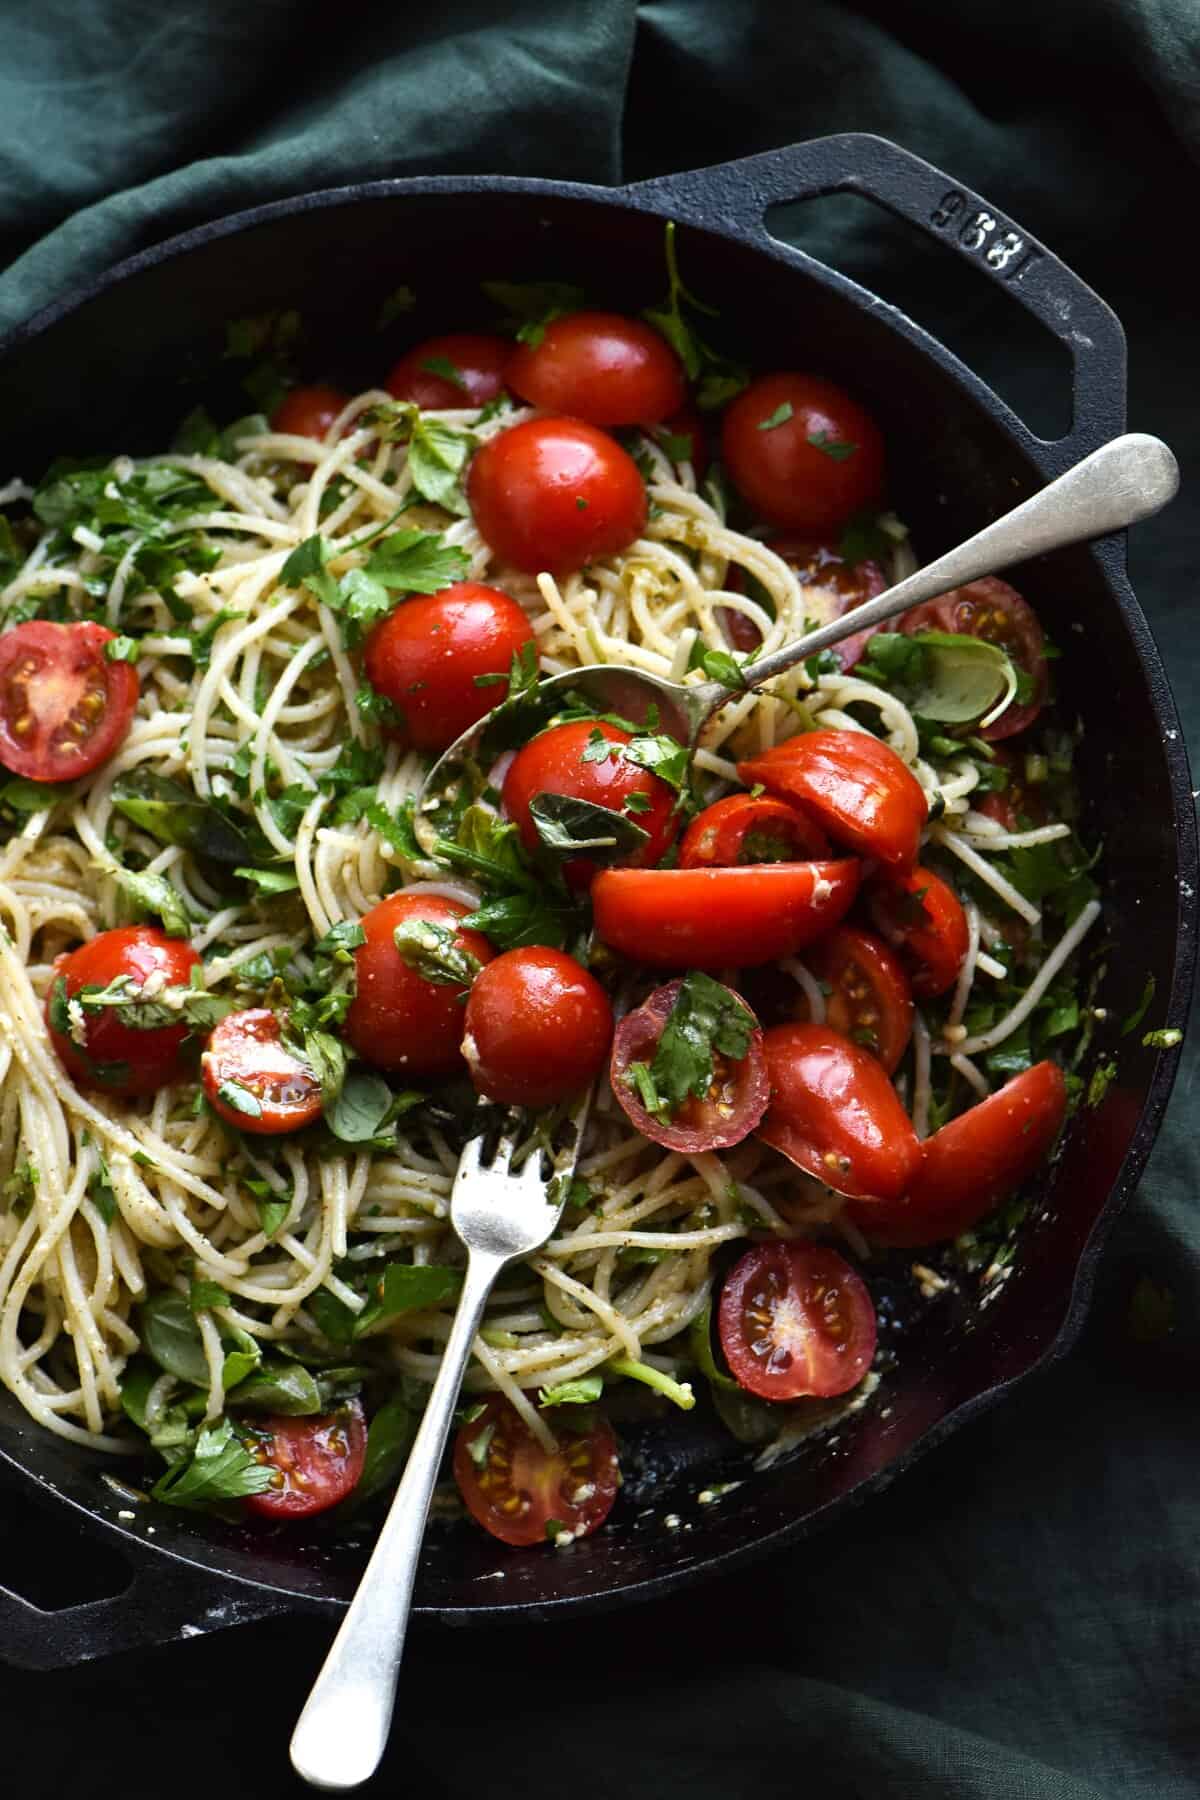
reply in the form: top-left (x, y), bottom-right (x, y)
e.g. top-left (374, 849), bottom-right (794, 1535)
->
top-left (415, 431), bottom-right (1178, 844)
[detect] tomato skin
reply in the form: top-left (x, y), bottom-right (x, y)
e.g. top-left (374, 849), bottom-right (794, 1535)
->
top-left (658, 403), bottom-right (709, 477)
top-left (384, 332), bottom-right (513, 410)
top-left (507, 312), bottom-right (686, 426)
top-left (757, 1021), bottom-right (922, 1202)
top-left (201, 1008), bottom-right (323, 1135)
top-left (242, 1400), bottom-right (367, 1519)
top-left (502, 719), bottom-right (679, 888)
top-left (0, 621), bottom-right (139, 782)
top-left (770, 534), bottom-right (887, 670)
top-left (462, 947), bottom-right (613, 1106)
top-left (896, 578), bottom-right (1047, 740)
top-left (271, 384), bottom-right (349, 441)
top-left (849, 1061), bottom-right (1068, 1247)
top-left (592, 860), bottom-right (860, 970)
top-left (738, 729), bottom-right (927, 871)
top-left (721, 373), bottom-right (886, 532)
top-left (867, 865), bottom-right (969, 999)
top-left (679, 793), bottom-right (830, 868)
top-left (610, 978), bottom-right (769, 1151)
top-left (46, 926), bottom-right (200, 1097)
top-left (804, 926), bottom-right (913, 1074)
top-left (362, 583), bottom-right (535, 753)
top-left (344, 893), bottom-right (494, 1077)
top-left (453, 1395), bottom-right (619, 1548)
top-left (467, 417), bottom-right (647, 577)
top-left (718, 1241), bottom-right (877, 1401)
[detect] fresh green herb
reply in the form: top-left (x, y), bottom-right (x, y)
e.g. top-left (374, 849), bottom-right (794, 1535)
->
top-left (528, 792), bottom-right (650, 862)
top-left (857, 630), bottom-right (1016, 726)
top-left (1087, 1059), bottom-right (1118, 1106)
top-left (140, 1290), bottom-right (211, 1385)
top-left (638, 971), bottom-right (755, 1117)
top-left (0, 774), bottom-right (76, 818)
top-left (225, 1360), bottom-right (325, 1416)
top-left (622, 732), bottom-right (690, 791)
top-left (377, 285), bottom-right (417, 328)
top-left (392, 918), bottom-right (483, 987)
top-left (234, 864), bottom-right (301, 895)
top-left (113, 866), bottom-right (191, 937)
top-left (112, 771), bottom-right (260, 866)
top-left (757, 403), bottom-right (794, 432)
top-left (87, 1153), bottom-right (116, 1225)
top-left (1143, 1028), bottom-right (1183, 1049)
top-left (247, 1180), bottom-right (291, 1239)
top-left (189, 1278), bottom-right (231, 1313)
top-left (311, 1263), bottom-right (464, 1344)
top-left (641, 223), bottom-right (748, 410)
top-left (283, 527), bottom-right (469, 646)
top-left (104, 635), bottom-right (140, 663)
top-left (838, 510), bottom-right (893, 567)
top-left (150, 1418), bottom-right (274, 1510)
top-left (189, 607), bottom-right (246, 668)
top-left (299, 1029), bottom-right (347, 1108)
top-left (687, 637), bottom-right (747, 690)
top-left (355, 682), bottom-right (405, 729)
top-left (73, 973), bottom-right (230, 1034)
top-left (807, 431), bottom-right (858, 461)
top-left (419, 354), bottom-right (467, 391)
top-left (217, 1079), bottom-right (264, 1121)
top-left (687, 1300), bottom-right (740, 1392)
top-left (350, 1392), bottom-right (417, 1504)
top-left (482, 279), bottom-right (587, 347)
top-left (2, 1160), bottom-right (38, 1220)
top-left (538, 1375), bottom-right (603, 1406)
top-left (1121, 975), bottom-right (1156, 1037)
top-left (327, 1071), bottom-right (399, 1144)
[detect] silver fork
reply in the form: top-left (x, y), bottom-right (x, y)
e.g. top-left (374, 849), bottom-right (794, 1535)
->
top-left (290, 1097), bottom-right (589, 1791)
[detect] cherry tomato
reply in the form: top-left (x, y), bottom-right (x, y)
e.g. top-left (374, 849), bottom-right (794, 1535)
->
top-left (271, 384), bottom-right (349, 441)
top-left (502, 719), bottom-right (679, 888)
top-left (721, 373), bottom-right (886, 532)
top-left (344, 893), bottom-right (494, 1077)
top-left (453, 1395), bottom-right (619, 1547)
top-left (0, 621), bottom-right (139, 783)
top-left (242, 1400), bottom-right (367, 1519)
top-left (201, 1008), bottom-right (323, 1135)
top-left (656, 403), bottom-right (709, 477)
top-left (46, 926), bottom-right (200, 1097)
top-left (738, 729), bottom-right (927, 872)
top-left (718, 1241), bottom-right (877, 1401)
top-left (467, 416), bottom-right (647, 576)
top-left (867, 865), bottom-right (969, 998)
top-left (362, 583), bottom-right (535, 753)
top-left (848, 1061), bottom-right (1068, 1247)
top-left (679, 793), bottom-right (829, 868)
top-left (803, 926), bottom-right (913, 1074)
top-left (385, 332), bottom-right (513, 410)
top-left (507, 311), bottom-right (685, 426)
top-left (592, 860), bottom-right (860, 970)
top-left (757, 1021), bottom-right (922, 1202)
top-left (770, 534), bottom-right (887, 670)
top-left (610, 977), bottom-right (769, 1151)
top-left (898, 578), bottom-right (1047, 740)
top-left (462, 947), bottom-right (613, 1106)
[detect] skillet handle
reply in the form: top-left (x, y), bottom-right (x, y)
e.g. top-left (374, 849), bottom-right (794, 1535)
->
top-left (624, 132), bottom-right (1126, 464)
top-left (0, 1558), bottom-right (289, 1670)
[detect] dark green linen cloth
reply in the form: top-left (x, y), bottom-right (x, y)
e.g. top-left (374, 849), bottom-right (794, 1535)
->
top-left (1, 3), bottom-right (1197, 1794)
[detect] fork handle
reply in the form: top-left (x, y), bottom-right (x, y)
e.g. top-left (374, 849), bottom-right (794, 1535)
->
top-left (290, 1248), bottom-right (505, 1791)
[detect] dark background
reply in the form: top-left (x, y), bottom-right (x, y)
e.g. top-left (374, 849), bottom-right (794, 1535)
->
top-left (1, 3), bottom-right (1197, 1795)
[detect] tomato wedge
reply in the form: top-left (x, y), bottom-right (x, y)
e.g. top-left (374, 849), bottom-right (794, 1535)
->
top-left (737, 730), bottom-right (927, 872)
top-left (867, 865), bottom-right (969, 998)
top-left (0, 621), bottom-right (139, 782)
top-left (202, 1008), bottom-right (323, 1135)
top-left (610, 977), bottom-right (769, 1151)
top-left (718, 1241), bottom-right (877, 1400)
top-left (803, 926), bottom-right (913, 1074)
top-left (848, 1061), bottom-right (1068, 1247)
top-left (679, 793), bottom-right (830, 868)
top-left (757, 1022), bottom-right (922, 1202)
top-left (896, 577), bottom-right (1047, 740)
top-left (592, 860), bottom-right (860, 970)
top-left (242, 1400), bottom-right (367, 1519)
top-left (453, 1396), bottom-right (619, 1547)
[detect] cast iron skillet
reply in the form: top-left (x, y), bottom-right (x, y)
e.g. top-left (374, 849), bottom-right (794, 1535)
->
top-left (0, 135), bottom-right (1194, 1670)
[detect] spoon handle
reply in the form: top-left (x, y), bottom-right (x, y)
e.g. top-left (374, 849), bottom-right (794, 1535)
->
top-left (730, 433), bottom-right (1179, 697)
top-left (289, 1248), bottom-right (503, 1791)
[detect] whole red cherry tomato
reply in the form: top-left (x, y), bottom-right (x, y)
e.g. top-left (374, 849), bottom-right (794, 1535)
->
top-left (385, 333), bottom-right (513, 410)
top-left (362, 583), bottom-right (535, 752)
top-left (242, 1400), bottom-right (367, 1519)
top-left (738, 729), bottom-right (927, 871)
top-left (202, 1008), bottom-right (323, 1135)
top-left (896, 578), bottom-right (1047, 740)
top-left (679, 793), bottom-right (829, 868)
top-left (507, 312), bottom-right (685, 426)
top-left (867, 865), bottom-right (969, 998)
top-left (344, 893), bottom-right (494, 1077)
top-left (453, 1395), bottom-right (619, 1548)
top-left (803, 926), bottom-right (913, 1074)
top-left (610, 977), bottom-right (769, 1152)
top-left (502, 719), bottom-right (679, 887)
top-left (721, 373), bottom-right (886, 531)
top-left (46, 926), bottom-right (200, 1096)
top-left (462, 947), bottom-right (613, 1106)
top-left (592, 860), bottom-right (860, 969)
top-left (0, 621), bottom-right (139, 782)
top-left (718, 1241), bottom-right (877, 1400)
top-left (271, 384), bottom-right (349, 441)
top-left (467, 417), bottom-right (647, 576)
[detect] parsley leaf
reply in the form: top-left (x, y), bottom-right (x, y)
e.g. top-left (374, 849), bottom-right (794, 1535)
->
top-left (640, 971), bottom-right (755, 1116)
top-left (364, 527), bottom-right (469, 594)
top-left (757, 402), bottom-right (794, 432)
top-left (641, 222), bottom-right (748, 410)
top-left (150, 1418), bottom-right (274, 1510)
top-left (687, 637), bottom-right (747, 690)
top-left (622, 732), bottom-right (690, 791)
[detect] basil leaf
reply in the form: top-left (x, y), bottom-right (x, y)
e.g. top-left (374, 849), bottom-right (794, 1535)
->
top-left (119, 1357), bottom-right (159, 1432)
top-left (216, 1079), bottom-right (263, 1121)
top-left (528, 792), bottom-right (650, 860)
top-left (226, 1360), bottom-right (324, 1416)
top-left (140, 1291), bottom-right (209, 1385)
top-left (327, 1071), bottom-right (395, 1143)
top-left (112, 771), bottom-right (258, 865)
top-left (392, 917), bottom-right (482, 987)
top-left (281, 533), bottom-right (339, 607)
top-left (621, 732), bottom-right (689, 791)
top-left (150, 1419), bottom-right (274, 1509)
top-left (220, 1325), bottom-right (262, 1392)
top-left (903, 630), bottom-right (1016, 726)
top-left (404, 419), bottom-right (474, 514)
top-left (302, 1029), bottom-right (347, 1108)
top-left (189, 1278), bottom-right (230, 1312)
top-left (113, 866), bottom-right (191, 937)
top-left (314, 1263), bottom-right (464, 1344)
top-left (234, 864), bottom-right (300, 895)
top-left (349, 1392), bottom-right (417, 1505)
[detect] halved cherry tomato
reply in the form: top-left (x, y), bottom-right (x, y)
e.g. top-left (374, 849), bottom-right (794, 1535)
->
top-left (462, 947), bottom-right (613, 1106)
top-left (610, 977), bottom-right (769, 1151)
top-left (385, 332), bottom-right (513, 410)
top-left (848, 1061), bottom-right (1068, 1247)
top-left (656, 403), bottom-right (709, 478)
top-left (757, 1021), bottom-right (922, 1202)
top-left (502, 719), bottom-right (679, 888)
top-left (718, 1241), bottom-right (877, 1401)
top-left (803, 926), bottom-right (913, 1074)
top-left (201, 1008), bottom-right (323, 1135)
top-left (738, 729), bottom-right (927, 872)
top-left (467, 416), bottom-right (647, 576)
top-left (344, 893), bottom-right (494, 1076)
top-left (721, 373), bottom-right (886, 532)
top-left (453, 1394), bottom-right (619, 1548)
top-left (507, 312), bottom-right (685, 426)
top-left (362, 582), bottom-right (535, 752)
top-left (46, 926), bottom-right (200, 1097)
top-left (897, 578), bottom-right (1047, 740)
top-left (0, 621), bottom-right (139, 782)
top-left (271, 384), bottom-right (349, 441)
top-left (721, 534), bottom-right (887, 659)
top-left (867, 865), bottom-right (969, 998)
top-left (679, 793), bottom-right (830, 868)
top-left (243, 1400), bottom-right (367, 1519)
top-left (592, 860), bottom-right (860, 970)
